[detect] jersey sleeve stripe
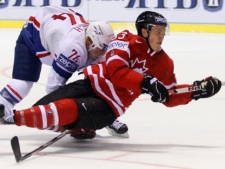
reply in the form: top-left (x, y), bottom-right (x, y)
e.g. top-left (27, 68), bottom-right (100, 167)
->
top-left (49, 103), bottom-right (59, 126)
top-left (28, 16), bottom-right (40, 29)
top-left (37, 51), bottom-right (51, 58)
top-left (164, 82), bottom-right (177, 89)
top-left (98, 64), bottom-right (124, 107)
top-left (39, 105), bottom-right (47, 129)
top-left (86, 66), bottom-right (124, 116)
top-left (106, 55), bottom-right (129, 66)
top-left (6, 84), bottom-right (23, 100)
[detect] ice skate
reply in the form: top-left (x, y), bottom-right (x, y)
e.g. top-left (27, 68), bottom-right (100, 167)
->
top-left (106, 119), bottom-right (129, 138)
top-left (0, 104), bottom-right (15, 124)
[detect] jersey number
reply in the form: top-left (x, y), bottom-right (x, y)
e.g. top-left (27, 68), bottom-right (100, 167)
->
top-left (68, 49), bottom-right (80, 63)
top-left (117, 31), bottom-right (128, 40)
top-left (52, 13), bottom-right (77, 25)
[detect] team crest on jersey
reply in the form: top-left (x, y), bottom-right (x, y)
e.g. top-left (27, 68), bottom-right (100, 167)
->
top-left (130, 58), bottom-right (148, 74)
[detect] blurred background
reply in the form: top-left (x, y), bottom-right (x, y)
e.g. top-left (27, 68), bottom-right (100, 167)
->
top-left (0, 0), bottom-right (225, 33)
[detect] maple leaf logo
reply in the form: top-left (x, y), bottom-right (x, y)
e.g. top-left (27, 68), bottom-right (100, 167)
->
top-left (130, 58), bottom-right (148, 74)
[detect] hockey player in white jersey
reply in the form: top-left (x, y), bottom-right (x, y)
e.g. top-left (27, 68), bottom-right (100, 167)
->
top-left (0, 6), bottom-right (128, 138)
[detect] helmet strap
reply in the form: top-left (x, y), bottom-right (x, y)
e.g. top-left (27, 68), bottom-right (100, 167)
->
top-left (144, 35), bottom-right (153, 51)
top-left (143, 28), bottom-right (153, 50)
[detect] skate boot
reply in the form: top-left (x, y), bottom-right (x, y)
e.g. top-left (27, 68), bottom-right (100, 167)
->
top-left (70, 128), bottom-right (96, 139)
top-left (0, 104), bottom-right (15, 124)
top-left (106, 119), bottom-right (129, 138)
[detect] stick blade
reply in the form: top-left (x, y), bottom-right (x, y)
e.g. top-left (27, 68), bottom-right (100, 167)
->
top-left (11, 136), bottom-right (22, 163)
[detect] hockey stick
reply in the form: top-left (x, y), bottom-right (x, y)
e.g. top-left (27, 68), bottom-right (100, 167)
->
top-left (168, 81), bottom-right (225, 94)
top-left (11, 130), bottom-right (71, 163)
top-left (8, 81), bottom-right (225, 163)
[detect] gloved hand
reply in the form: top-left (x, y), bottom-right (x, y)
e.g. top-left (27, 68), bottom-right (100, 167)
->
top-left (141, 75), bottom-right (169, 103)
top-left (192, 76), bottom-right (222, 100)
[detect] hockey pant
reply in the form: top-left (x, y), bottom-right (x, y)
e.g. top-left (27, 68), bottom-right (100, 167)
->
top-left (14, 78), bottom-right (117, 131)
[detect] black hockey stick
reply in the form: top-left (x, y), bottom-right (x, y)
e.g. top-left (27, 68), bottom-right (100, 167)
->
top-left (11, 130), bottom-right (71, 163)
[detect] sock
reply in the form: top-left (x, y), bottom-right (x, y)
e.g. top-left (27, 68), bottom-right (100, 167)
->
top-left (14, 98), bottom-right (78, 130)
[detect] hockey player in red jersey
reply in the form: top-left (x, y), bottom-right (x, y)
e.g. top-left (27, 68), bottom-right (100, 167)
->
top-left (0, 11), bottom-right (221, 137)
top-left (0, 6), bottom-right (128, 139)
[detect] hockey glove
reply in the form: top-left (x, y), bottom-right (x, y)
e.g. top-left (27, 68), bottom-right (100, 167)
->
top-left (192, 76), bottom-right (221, 100)
top-left (141, 75), bottom-right (169, 103)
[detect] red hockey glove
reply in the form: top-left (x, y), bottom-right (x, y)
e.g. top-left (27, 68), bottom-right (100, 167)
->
top-left (141, 75), bottom-right (169, 103)
top-left (192, 76), bottom-right (221, 100)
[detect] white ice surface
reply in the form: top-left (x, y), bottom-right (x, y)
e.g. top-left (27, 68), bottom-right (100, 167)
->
top-left (0, 29), bottom-right (225, 169)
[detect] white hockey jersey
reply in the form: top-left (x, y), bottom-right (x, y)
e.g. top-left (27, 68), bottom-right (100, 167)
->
top-left (21, 6), bottom-right (92, 93)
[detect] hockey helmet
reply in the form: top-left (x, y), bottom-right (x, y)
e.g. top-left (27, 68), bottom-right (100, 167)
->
top-left (86, 21), bottom-right (115, 52)
top-left (135, 11), bottom-right (168, 37)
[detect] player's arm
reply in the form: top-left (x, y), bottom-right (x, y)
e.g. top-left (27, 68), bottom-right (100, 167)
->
top-left (164, 77), bottom-right (221, 107)
top-left (157, 53), bottom-right (221, 106)
top-left (106, 42), bottom-right (168, 103)
top-left (106, 55), bottom-right (143, 93)
top-left (46, 44), bottom-right (83, 93)
top-left (46, 67), bottom-right (67, 94)
top-left (105, 31), bottom-right (144, 92)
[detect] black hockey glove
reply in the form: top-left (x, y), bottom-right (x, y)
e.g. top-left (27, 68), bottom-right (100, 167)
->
top-left (192, 76), bottom-right (221, 100)
top-left (141, 75), bottom-right (169, 103)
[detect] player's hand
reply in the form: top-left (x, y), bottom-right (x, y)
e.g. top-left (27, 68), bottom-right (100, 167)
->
top-left (192, 76), bottom-right (221, 100)
top-left (141, 75), bottom-right (169, 103)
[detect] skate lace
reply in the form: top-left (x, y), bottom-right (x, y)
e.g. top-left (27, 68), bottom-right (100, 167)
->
top-left (111, 120), bottom-right (124, 130)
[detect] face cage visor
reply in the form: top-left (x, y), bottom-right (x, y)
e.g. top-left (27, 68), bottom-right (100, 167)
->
top-left (146, 23), bottom-right (170, 36)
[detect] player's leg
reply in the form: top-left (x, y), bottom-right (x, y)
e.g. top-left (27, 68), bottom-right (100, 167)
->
top-left (0, 33), bottom-right (41, 123)
top-left (13, 98), bottom-right (78, 129)
top-left (70, 119), bottom-right (129, 139)
top-left (68, 96), bottom-right (117, 139)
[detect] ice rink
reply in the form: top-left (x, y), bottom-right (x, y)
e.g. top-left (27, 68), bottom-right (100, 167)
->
top-left (0, 28), bottom-right (225, 169)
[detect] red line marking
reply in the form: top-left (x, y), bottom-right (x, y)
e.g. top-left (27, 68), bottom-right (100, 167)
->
top-left (0, 66), bottom-right (45, 86)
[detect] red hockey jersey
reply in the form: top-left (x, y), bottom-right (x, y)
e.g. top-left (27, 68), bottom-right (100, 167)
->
top-left (83, 30), bottom-right (192, 117)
